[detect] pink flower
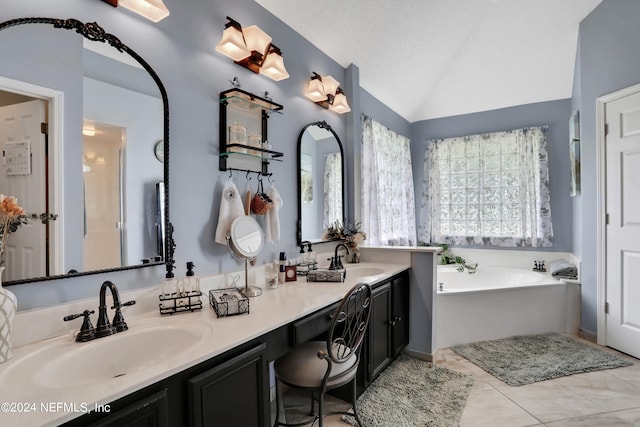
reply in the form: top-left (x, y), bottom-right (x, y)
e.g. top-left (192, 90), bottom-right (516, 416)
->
top-left (0, 195), bottom-right (25, 218)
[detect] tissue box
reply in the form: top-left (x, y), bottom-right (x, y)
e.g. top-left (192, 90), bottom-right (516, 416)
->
top-left (307, 269), bottom-right (345, 282)
top-left (209, 288), bottom-right (250, 317)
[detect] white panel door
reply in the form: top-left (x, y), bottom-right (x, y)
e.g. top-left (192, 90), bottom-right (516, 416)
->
top-left (83, 125), bottom-right (123, 271)
top-left (0, 100), bottom-right (47, 281)
top-left (606, 90), bottom-right (640, 358)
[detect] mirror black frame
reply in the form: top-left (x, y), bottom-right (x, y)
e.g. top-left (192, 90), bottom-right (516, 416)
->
top-left (296, 121), bottom-right (345, 245)
top-left (0, 18), bottom-right (175, 285)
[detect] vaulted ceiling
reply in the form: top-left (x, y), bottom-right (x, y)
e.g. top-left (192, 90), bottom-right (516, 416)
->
top-left (256, 0), bottom-right (603, 122)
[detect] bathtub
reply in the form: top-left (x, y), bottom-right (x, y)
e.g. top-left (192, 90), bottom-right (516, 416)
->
top-left (434, 265), bottom-right (580, 350)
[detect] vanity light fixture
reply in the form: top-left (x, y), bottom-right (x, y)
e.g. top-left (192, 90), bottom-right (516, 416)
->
top-left (100, 0), bottom-right (170, 23)
top-left (215, 17), bottom-right (289, 81)
top-left (304, 72), bottom-right (351, 114)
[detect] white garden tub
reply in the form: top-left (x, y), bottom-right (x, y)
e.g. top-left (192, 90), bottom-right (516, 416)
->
top-left (434, 265), bottom-right (580, 350)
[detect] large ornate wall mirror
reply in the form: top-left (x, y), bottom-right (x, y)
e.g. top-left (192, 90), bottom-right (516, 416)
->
top-left (0, 18), bottom-right (173, 285)
top-left (296, 121), bottom-right (345, 244)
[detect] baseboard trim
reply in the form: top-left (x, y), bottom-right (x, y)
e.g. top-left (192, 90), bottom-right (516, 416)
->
top-left (579, 329), bottom-right (597, 343)
top-left (404, 348), bottom-right (433, 362)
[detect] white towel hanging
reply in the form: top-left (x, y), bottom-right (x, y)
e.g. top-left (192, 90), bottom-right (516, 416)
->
top-left (214, 180), bottom-right (245, 245)
top-left (264, 184), bottom-right (282, 243)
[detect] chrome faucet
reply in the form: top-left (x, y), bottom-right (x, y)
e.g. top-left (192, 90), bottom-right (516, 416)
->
top-left (456, 262), bottom-right (478, 274)
top-left (95, 280), bottom-right (136, 338)
top-left (329, 243), bottom-right (350, 270)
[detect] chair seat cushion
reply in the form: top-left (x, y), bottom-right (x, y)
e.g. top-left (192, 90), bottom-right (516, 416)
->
top-left (274, 341), bottom-right (358, 389)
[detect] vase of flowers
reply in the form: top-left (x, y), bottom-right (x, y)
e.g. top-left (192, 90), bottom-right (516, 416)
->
top-left (0, 194), bottom-right (26, 363)
top-left (323, 220), bottom-right (367, 263)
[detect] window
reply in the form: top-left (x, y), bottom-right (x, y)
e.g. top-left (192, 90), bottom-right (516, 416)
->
top-left (419, 126), bottom-right (554, 247)
top-left (323, 152), bottom-right (342, 229)
top-left (361, 116), bottom-right (416, 246)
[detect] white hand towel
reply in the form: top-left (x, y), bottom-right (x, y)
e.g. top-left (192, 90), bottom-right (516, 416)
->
top-left (264, 185), bottom-right (282, 243)
top-left (214, 180), bottom-right (245, 245)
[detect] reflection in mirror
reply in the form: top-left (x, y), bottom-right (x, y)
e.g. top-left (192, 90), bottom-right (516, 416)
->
top-left (297, 121), bottom-right (345, 244)
top-left (0, 18), bottom-right (171, 285)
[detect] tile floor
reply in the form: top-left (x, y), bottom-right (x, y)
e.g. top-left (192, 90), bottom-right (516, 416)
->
top-left (278, 337), bottom-right (640, 426)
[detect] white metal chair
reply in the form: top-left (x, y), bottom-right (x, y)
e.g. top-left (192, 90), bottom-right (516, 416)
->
top-left (273, 283), bottom-right (372, 427)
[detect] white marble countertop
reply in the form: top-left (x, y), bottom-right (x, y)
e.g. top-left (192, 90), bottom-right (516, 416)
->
top-left (0, 262), bottom-right (409, 426)
top-left (360, 245), bottom-right (441, 252)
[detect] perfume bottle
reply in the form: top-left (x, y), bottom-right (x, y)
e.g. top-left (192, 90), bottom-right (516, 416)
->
top-left (278, 252), bottom-right (287, 284)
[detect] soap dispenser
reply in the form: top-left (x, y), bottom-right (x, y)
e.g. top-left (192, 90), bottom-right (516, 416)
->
top-left (162, 270), bottom-right (177, 297)
top-left (185, 261), bottom-right (201, 295)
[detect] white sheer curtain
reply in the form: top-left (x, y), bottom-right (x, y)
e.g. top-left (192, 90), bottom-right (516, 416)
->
top-left (419, 126), bottom-right (554, 247)
top-left (361, 116), bottom-right (417, 246)
top-left (323, 152), bottom-right (342, 229)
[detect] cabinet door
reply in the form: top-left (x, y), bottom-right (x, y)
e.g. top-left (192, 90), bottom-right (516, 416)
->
top-left (87, 389), bottom-right (169, 427)
top-left (188, 343), bottom-right (270, 427)
top-left (391, 272), bottom-right (410, 357)
top-left (369, 283), bottom-right (392, 381)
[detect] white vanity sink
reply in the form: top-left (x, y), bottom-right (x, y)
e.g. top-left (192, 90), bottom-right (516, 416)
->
top-left (0, 317), bottom-right (212, 392)
top-left (346, 265), bottom-right (386, 277)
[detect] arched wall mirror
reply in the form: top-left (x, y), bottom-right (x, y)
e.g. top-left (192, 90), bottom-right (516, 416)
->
top-left (296, 121), bottom-right (345, 244)
top-left (0, 18), bottom-right (173, 285)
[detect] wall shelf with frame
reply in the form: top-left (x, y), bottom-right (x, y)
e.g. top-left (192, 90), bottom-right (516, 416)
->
top-left (218, 88), bottom-right (284, 175)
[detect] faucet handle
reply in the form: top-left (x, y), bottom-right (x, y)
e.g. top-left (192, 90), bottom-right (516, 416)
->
top-left (112, 300), bottom-right (135, 333)
top-left (112, 300), bottom-right (135, 331)
top-left (112, 300), bottom-right (136, 310)
top-left (64, 310), bottom-right (96, 342)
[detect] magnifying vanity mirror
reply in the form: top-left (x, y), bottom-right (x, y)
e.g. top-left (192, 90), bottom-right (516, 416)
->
top-left (296, 121), bottom-right (345, 244)
top-left (0, 18), bottom-right (173, 285)
top-left (227, 215), bottom-right (264, 297)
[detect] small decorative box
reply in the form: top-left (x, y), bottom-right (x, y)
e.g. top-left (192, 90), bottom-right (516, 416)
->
top-left (306, 269), bottom-right (345, 282)
top-left (209, 288), bottom-right (250, 317)
top-left (158, 291), bottom-right (203, 315)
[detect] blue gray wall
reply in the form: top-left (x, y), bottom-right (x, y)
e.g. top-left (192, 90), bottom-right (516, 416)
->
top-left (573, 0), bottom-right (640, 334)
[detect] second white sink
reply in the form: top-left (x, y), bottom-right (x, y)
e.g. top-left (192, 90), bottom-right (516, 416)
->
top-left (346, 265), bottom-right (386, 278)
top-left (1, 317), bottom-right (212, 392)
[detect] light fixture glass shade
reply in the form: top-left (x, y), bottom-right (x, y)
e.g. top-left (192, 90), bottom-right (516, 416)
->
top-left (215, 26), bottom-right (251, 61)
top-left (305, 78), bottom-right (327, 102)
top-left (82, 128), bottom-right (96, 136)
top-left (321, 76), bottom-right (340, 98)
top-left (329, 92), bottom-right (351, 114)
top-left (119, 0), bottom-right (170, 22)
top-left (260, 50), bottom-right (289, 81)
top-left (243, 25), bottom-right (272, 55)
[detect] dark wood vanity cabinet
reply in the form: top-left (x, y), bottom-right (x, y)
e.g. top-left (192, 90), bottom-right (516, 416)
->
top-left (391, 273), bottom-right (410, 358)
top-left (85, 389), bottom-right (170, 427)
top-left (362, 270), bottom-right (410, 389)
top-left (369, 282), bottom-right (393, 380)
top-left (188, 343), bottom-right (270, 427)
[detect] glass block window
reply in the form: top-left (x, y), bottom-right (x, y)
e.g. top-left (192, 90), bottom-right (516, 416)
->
top-left (419, 126), bottom-right (554, 247)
